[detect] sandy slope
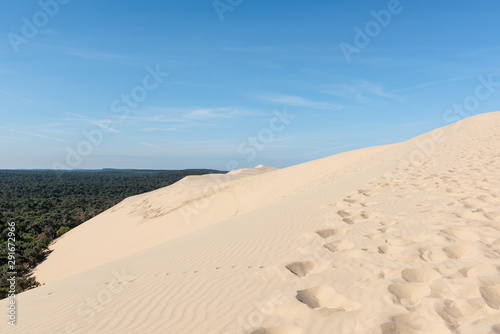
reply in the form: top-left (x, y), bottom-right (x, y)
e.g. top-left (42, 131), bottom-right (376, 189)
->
top-left (2, 112), bottom-right (500, 334)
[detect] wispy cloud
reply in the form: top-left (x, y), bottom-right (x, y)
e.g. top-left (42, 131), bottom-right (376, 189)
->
top-left (60, 112), bottom-right (122, 133)
top-left (91, 120), bottom-right (121, 133)
top-left (126, 113), bottom-right (184, 123)
top-left (0, 136), bottom-right (30, 144)
top-left (130, 107), bottom-right (258, 131)
top-left (65, 49), bottom-right (132, 61)
top-left (391, 76), bottom-right (469, 93)
top-left (0, 89), bottom-right (47, 107)
top-left (320, 81), bottom-right (401, 102)
top-left (20, 132), bottom-right (66, 143)
top-left (140, 127), bottom-right (178, 132)
top-left (257, 94), bottom-right (344, 110)
top-left (185, 107), bottom-right (253, 120)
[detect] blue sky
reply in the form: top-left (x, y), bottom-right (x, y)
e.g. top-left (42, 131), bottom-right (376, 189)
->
top-left (0, 0), bottom-right (499, 170)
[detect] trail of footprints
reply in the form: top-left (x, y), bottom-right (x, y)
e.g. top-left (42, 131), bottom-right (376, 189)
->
top-left (250, 187), bottom-right (382, 333)
top-left (251, 157), bottom-right (500, 333)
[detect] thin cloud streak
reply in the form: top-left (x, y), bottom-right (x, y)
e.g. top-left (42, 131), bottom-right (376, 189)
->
top-left (65, 49), bottom-right (133, 61)
top-left (320, 81), bottom-right (401, 102)
top-left (20, 132), bottom-right (66, 143)
top-left (0, 89), bottom-right (47, 108)
top-left (257, 94), bottom-right (344, 110)
top-left (391, 76), bottom-right (470, 93)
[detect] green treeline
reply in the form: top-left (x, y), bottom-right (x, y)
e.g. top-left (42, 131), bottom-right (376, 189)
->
top-left (0, 169), bottom-right (224, 299)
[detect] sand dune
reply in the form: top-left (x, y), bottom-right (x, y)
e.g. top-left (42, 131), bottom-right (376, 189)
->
top-left (2, 111), bottom-right (500, 333)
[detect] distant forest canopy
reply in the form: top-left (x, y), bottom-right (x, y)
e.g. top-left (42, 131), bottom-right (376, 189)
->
top-left (0, 169), bottom-right (225, 299)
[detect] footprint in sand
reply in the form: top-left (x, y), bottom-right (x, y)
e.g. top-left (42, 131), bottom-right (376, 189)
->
top-left (316, 228), bottom-right (348, 238)
top-left (428, 282), bottom-right (478, 300)
top-left (381, 311), bottom-right (451, 334)
top-left (479, 285), bottom-right (500, 309)
top-left (483, 210), bottom-right (500, 221)
top-left (386, 238), bottom-right (415, 247)
top-left (451, 264), bottom-right (499, 278)
top-left (337, 210), bottom-right (376, 225)
top-left (378, 227), bottom-right (396, 233)
top-left (477, 194), bottom-right (498, 203)
top-left (419, 247), bottom-right (448, 263)
top-left (343, 198), bottom-right (357, 204)
top-left (365, 233), bottom-right (381, 240)
top-left (324, 240), bottom-right (355, 252)
top-left (337, 210), bottom-right (351, 218)
top-left (285, 260), bottom-right (329, 277)
top-left (377, 238), bottom-right (415, 255)
top-left (364, 271), bottom-right (385, 282)
top-left (296, 285), bottom-right (360, 311)
top-left (460, 197), bottom-right (486, 209)
top-left (335, 210), bottom-right (359, 225)
top-left (342, 217), bottom-right (359, 225)
top-left (388, 284), bottom-right (431, 307)
top-left (401, 268), bottom-right (441, 284)
top-left (443, 243), bottom-right (478, 259)
top-left (378, 244), bottom-right (405, 255)
top-left (358, 188), bottom-right (377, 197)
top-left (360, 201), bottom-right (378, 207)
top-left (249, 326), bottom-right (302, 334)
top-left (360, 211), bottom-right (377, 219)
top-left (455, 210), bottom-right (487, 220)
top-left (492, 324), bottom-right (500, 334)
top-left (439, 299), bottom-right (487, 324)
top-left (440, 228), bottom-right (479, 242)
top-left (380, 220), bottom-right (395, 226)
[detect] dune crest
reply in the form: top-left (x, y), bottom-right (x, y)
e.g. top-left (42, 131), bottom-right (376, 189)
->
top-left (3, 111), bottom-right (500, 333)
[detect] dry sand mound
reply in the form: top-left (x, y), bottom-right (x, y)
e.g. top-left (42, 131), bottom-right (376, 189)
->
top-left (2, 111), bottom-right (500, 333)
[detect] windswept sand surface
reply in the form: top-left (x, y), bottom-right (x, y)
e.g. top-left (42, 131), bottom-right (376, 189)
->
top-left (3, 112), bottom-right (500, 333)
